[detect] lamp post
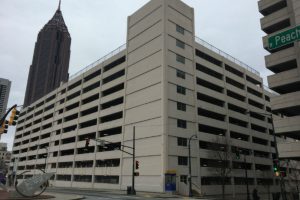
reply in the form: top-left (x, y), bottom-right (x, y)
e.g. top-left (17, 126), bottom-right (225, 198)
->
top-left (246, 111), bottom-right (286, 200)
top-left (188, 134), bottom-right (197, 197)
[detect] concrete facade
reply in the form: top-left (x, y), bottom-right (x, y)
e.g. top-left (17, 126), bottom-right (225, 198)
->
top-left (259, 0), bottom-right (300, 159)
top-left (11, 0), bottom-right (286, 198)
top-left (0, 143), bottom-right (11, 174)
top-left (0, 78), bottom-right (11, 118)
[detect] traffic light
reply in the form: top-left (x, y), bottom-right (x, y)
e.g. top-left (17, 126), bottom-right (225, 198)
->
top-left (135, 160), bottom-right (139, 170)
top-left (8, 108), bottom-right (20, 126)
top-left (273, 159), bottom-right (279, 173)
top-left (281, 170), bottom-right (287, 177)
top-left (85, 138), bottom-right (90, 148)
top-left (0, 120), bottom-right (9, 134)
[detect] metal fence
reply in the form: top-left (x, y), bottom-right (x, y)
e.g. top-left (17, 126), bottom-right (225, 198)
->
top-left (69, 37), bottom-right (262, 81)
top-left (195, 36), bottom-right (260, 76)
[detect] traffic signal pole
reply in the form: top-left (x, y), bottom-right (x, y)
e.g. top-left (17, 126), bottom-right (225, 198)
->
top-left (244, 154), bottom-right (250, 200)
top-left (0, 104), bottom-right (17, 137)
top-left (0, 104), bottom-right (17, 125)
top-left (270, 114), bottom-right (287, 200)
top-left (90, 126), bottom-right (137, 195)
top-left (131, 126), bottom-right (136, 195)
top-left (246, 111), bottom-right (286, 200)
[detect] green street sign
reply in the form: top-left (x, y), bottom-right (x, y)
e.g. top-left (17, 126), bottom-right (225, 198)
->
top-left (268, 26), bottom-right (300, 50)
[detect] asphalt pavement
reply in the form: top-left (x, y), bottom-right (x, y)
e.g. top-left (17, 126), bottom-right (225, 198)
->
top-left (45, 187), bottom-right (209, 200)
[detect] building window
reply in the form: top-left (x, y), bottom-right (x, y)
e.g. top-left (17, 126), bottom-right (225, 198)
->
top-left (176, 24), bottom-right (185, 35)
top-left (176, 39), bottom-right (185, 49)
top-left (180, 175), bottom-right (188, 184)
top-left (177, 119), bottom-right (187, 129)
top-left (177, 102), bottom-right (186, 111)
top-left (56, 175), bottom-right (71, 181)
top-left (178, 156), bottom-right (188, 166)
top-left (73, 175), bottom-right (92, 183)
top-left (177, 137), bottom-right (187, 146)
top-left (177, 85), bottom-right (186, 95)
top-left (176, 69), bottom-right (185, 79)
top-left (94, 175), bottom-right (119, 184)
top-left (176, 54), bottom-right (185, 64)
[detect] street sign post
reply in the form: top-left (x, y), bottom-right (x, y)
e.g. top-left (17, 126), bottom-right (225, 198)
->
top-left (268, 25), bottom-right (300, 50)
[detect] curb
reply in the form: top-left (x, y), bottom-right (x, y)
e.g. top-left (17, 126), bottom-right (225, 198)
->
top-left (67, 195), bottom-right (85, 200)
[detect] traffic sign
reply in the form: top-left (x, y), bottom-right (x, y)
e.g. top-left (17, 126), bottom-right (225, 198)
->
top-left (268, 25), bottom-right (300, 50)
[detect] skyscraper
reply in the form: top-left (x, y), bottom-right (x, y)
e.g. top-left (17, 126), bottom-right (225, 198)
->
top-left (23, 1), bottom-right (71, 107)
top-left (0, 78), bottom-right (11, 118)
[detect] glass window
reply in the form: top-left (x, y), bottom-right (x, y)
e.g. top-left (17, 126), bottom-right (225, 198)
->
top-left (176, 54), bottom-right (185, 64)
top-left (176, 69), bottom-right (185, 79)
top-left (176, 39), bottom-right (185, 49)
top-left (177, 119), bottom-right (187, 129)
top-left (178, 156), bottom-right (188, 165)
top-left (180, 175), bottom-right (187, 184)
top-left (177, 102), bottom-right (186, 111)
top-left (176, 24), bottom-right (185, 35)
top-left (177, 137), bottom-right (187, 146)
top-left (177, 85), bottom-right (186, 95)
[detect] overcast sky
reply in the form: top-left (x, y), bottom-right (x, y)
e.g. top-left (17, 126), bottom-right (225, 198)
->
top-left (0, 0), bottom-right (269, 150)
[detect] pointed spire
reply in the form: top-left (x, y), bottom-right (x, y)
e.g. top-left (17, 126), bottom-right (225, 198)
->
top-left (58, 0), bottom-right (61, 11)
top-left (44, 0), bottom-right (68, 33)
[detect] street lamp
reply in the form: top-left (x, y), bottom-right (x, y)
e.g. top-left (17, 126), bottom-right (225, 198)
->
top-left (188, 134), bottom-right (197, 197)
top-left (246, 111), bottom-right (287, 200)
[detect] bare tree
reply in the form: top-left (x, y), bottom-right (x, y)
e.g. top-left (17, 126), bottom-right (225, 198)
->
top-left (287, 160), bottom-right (300, 194)
top-left (210, 137), bottom-right (235, 200)
top-left (258, 170), bottom-right (274, 200)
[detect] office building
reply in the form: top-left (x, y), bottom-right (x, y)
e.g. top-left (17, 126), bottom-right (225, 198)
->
top-left (12, 0), bottom-right (282, 198)
top-left (0, 78), bottom-right (11, 118)
top-left (23, 1), bottom-right (71, 107)
top-left (0, 143), bottom-right (11, 174)
top-left (258, 0), bottom-right (300, 159)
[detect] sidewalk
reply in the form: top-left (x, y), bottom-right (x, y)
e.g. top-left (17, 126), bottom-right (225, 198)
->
top-left (0, 187), bottom-right (84, 200)
top-left (44, 192), bottom-right (84, 200)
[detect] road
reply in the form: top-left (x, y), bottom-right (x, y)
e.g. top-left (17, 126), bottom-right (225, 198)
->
top-left (46, 187), bottom-right (198, 200)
